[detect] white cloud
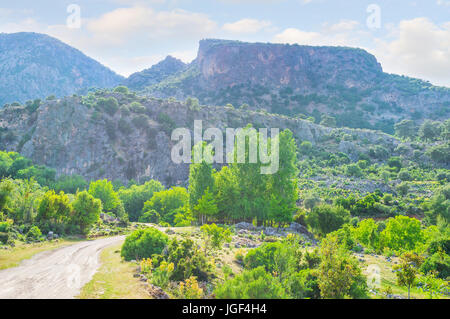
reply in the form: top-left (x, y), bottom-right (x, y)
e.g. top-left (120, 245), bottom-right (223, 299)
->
top-left (374, 18), bottom-right (450, 87)
top-left (273, 20), bottom-right (363, 46)
top-left (87, 6), bottom-right (217, 46)
top-left (437, 0), bottom-right (450, 6)
top-left (222, 18), bottom-right (272, 34)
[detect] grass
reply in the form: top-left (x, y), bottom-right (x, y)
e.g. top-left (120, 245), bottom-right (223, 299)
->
top-left (361, 254), bottom-right (448, 299)
top-left (77, 243), bottom-right (151, 299)
top-left (0, 238), bottom-right (81, 270)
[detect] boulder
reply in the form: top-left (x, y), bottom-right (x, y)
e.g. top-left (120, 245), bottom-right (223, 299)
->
top-left (235, 222), bottom-right (256, 231)
top-left (147, 284), bottom-right (170, 299)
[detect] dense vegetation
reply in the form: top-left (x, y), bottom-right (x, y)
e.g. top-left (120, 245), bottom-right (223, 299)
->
top-left (0, 86), bottom-right (448, 299)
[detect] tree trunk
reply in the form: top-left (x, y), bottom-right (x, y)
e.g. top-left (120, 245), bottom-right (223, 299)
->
top-left (408, 286), bottom-right (410, 299)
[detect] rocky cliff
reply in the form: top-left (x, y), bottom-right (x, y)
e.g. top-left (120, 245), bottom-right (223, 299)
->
top-left (145, 39), bottom-right (450, 134)
top-left (0, 32), bottom-right (123, 106)
top-left (124, 55), bottom-right (186, 91)
top-left (0, 90), bottom-right (420, 185)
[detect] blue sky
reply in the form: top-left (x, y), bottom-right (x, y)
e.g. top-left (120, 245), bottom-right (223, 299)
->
top-left (1, 0), bottom-right (449, 86)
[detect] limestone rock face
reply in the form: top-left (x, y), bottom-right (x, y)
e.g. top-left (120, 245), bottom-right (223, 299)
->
top-left (146, 39), bottom-right (450, 132)
top-left (0, 91), bottom-right (409, 185)
top-left (0, 32), bottom-right (123, 106)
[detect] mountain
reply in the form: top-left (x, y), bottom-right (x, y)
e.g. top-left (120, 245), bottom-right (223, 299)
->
top-left (0, 32), bottom-right (123, 106)
top-left (124, 55), bottom-right (186, 91)
top-left (143, 39), bottom-right (450, 134)
top-left (0, 89), bottom-right (444, 186)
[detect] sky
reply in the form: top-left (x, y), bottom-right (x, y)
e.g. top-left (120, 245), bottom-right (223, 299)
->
top-left (0, 0), bottom-right (449, 87)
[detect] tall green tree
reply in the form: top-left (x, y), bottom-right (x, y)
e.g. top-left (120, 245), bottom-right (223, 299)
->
top-left (188, 142), bottom-right (215, 224)
top-left (267, 130), bottom-right (299, 226)
top-left (318, 235), bottom-right (367, 299)
top-left (71, 191), bottom-right (102, 234)
top-left (88, 179), bottom-right (120, 213)
top-left (393, 252), bottom-right (424, 299)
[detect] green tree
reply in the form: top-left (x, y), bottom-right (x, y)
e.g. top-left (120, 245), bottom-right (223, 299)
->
top-left (266, 130), bottom-right (299, 226)
top-left (193, 189), bottom-right (218, 223)
top-left (393, 252), bottom-right (424, 299)
top-left (306, 205), bottom-right (351, 236)
top-left (118, 180), bottom-right (164, 221)
top-left (143, 187), bottom-right (188, 225)
top-left (419, 120), bottom-right (442, 141)
top-left (394, 119), bottom-right (416, 139)
top-left (37, 190), bottom-right (72, 227)
top-left (89, 179), bottom-right (120, 213)
top-left (380, 216), bottom-right (424, 251)
top-left (71, 191), bottom-right (102, 234)
top-left (188, 142), bottom-right (215, 224)
top-left (318, 235), bottom-right (367, 299)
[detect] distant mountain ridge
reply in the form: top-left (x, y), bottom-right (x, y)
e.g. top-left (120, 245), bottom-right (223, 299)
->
top-left (123, 55), bottom-right (186, 91)
top-left (0, 32), bottom-right (123, 106)
top-left (0, 33), bottom-right (448, 134)
top-left (143, 39), bottom-right (450, 133)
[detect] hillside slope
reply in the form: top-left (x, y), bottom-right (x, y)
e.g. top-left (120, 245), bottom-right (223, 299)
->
top-left (144, 39), bottom-right (450, 133)
top-left (1, 90), bottom-right (442, 185)
top-left (0, 32), bottom-right (123, 106)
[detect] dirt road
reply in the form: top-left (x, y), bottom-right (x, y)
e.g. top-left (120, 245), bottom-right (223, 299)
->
top-left (0, 236), bottom-right (125, 299)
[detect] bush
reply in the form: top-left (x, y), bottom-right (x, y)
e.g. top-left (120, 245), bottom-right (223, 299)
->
top-left (26, 226), bottom-right (42, 241)
top-left (121, 228), bottom-right (169, 261)
top-left (200, 223), bottom-right (232, 251)
top-left (0, 231), bottom-right (10, 244)
top-left (215, 266), bottom-right (288, 299)
top-left (345, 164), bottom-right (363, 177)
top-left (138, 209), bottom-right (160, 224)
top-left (153, 238), bottom-right (213, 281)
top-left (293, 209), bottom-right (307, 226)
top-left (114, 86), bottom-right (129, 94)
top-left (96, 97), bottom-right (119, 116)
top-left (420, 252), bottom-right (450, 279)
top-left (306, 205), bottom-right (351, 236)
top-left (0, 220), bottom-right (12, 232)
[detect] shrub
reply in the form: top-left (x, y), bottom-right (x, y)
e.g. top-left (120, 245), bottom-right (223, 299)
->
top-left (138, 209), bottom-right (160, 224)
top-left (178, 276), bottom-right (204, 299)
top-left (153, 238), bottom-right (213, 281)
top-left (200, 223), bottom-right (232, 252)
top-left (113, 86), bottom-right (129, 94)
top-left (121, 228), bottom-right (169, 261)
top-left (0, 220), bottom-right (12, 232)
top-left (345, 164), bottom-right (363, 177)
top-left (26, 226), bottom-right (42, 241)
top-left (306, 205), bottom-right (351, 236)
top-left (215, 266), bottom-right (287, 299)
top-left (96, 97), bottom-right (119, 116)
top-left (0, 232), bottom-right (10, 244)
top-left (420, 252), bottom-right (450, 279)
top-left (151, 261), bottom-right (174, 289)
top-left (380, 216), bottom-right (424, 251)
top-left (129, 101), bottom-right (146, 114)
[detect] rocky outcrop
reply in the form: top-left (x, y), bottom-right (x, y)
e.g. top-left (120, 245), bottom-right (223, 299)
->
top-left (0, 91), bottom-right (418, 186)
top-left (0, 32), bottom-right (123, 106)
top-left (124, 56), bottom-right (186, 91)
top-left (146, 39), bottom-right (450, 132)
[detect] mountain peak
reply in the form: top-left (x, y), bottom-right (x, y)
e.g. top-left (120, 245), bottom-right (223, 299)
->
top-left (124, 55), bottom-right (187, 91)
top-left (0, 32), bottom-right (123, 106)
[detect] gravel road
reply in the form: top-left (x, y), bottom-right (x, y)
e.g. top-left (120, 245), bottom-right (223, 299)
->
top-left (0, 236), bottom-right (125, 299)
